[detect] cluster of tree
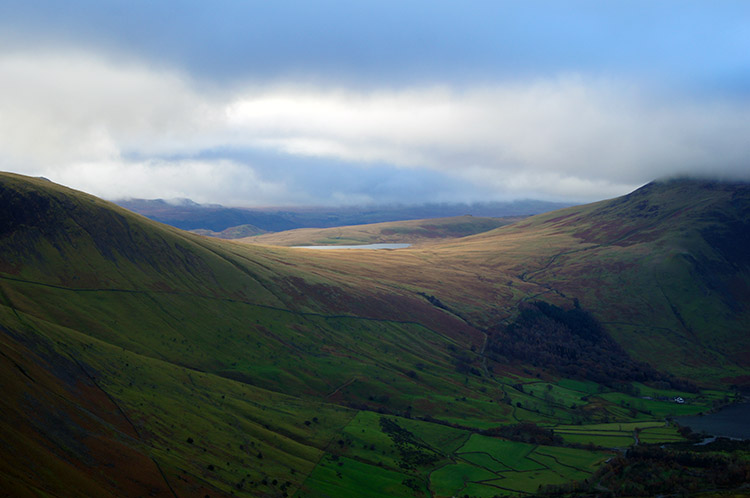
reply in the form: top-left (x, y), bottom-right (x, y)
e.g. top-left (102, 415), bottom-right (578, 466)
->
top-left (481, 422), bottom-right (563, 446)
top-left (536, 440), bottom-right (750, 497)
top-left (452, 352), bottom-right (482, 376)
top-left (379, 417), bottom-right (441, 470)
top-left (668, 434), bottom-right (750, 453)
top-left (487, 301), bottom-right (696, 391)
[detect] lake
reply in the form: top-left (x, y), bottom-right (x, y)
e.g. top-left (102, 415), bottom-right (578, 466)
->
top-left (676, 401), bottom-right (750, 440)
top-left (291, 243), bottom-right (412, 250)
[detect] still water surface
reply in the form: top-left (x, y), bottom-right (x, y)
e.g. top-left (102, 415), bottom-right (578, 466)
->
top-left (291, 243), bottom-right (411, 250)
top-left (676, 401), bottom-right (750, 439)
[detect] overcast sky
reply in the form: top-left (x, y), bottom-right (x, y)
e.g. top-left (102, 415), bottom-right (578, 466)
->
top-left (1, 1), bottom-right (749, 206)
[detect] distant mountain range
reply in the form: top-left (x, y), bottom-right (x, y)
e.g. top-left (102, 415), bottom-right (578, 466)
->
top-left (114, 197), bottom-right (572, 234)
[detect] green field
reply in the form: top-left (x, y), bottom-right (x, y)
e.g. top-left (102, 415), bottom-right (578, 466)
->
top-left (299, 455), bottom-right (421, 498)
top-left (554, 421), bottom-right (686, 448)
top-left (288, 412), bottom-right (620, 497)
top-left (421, 432), bottom-right (613, 497)
top-left (598, 392), bottom-right (707, 417)
top-left (431, 462), bottom-right (499, 496)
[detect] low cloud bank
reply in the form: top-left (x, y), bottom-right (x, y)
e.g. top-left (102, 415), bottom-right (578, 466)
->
top-left (2, 49), bottom-right (749, 205)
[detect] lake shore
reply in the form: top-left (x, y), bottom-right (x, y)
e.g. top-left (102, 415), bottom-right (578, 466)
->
top-left (676, 400), bottom-right (750, 440)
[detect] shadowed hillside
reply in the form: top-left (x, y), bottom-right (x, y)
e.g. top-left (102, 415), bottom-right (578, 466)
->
top-left (1, 173), bottom-right (748, 497)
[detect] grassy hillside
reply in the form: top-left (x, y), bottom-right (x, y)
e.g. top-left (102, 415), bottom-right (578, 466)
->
top-left (477, 179), bottom-right (750, 382)
top-left (0, 173), bottom-right (747, 497)
top-left (239, 215), bottom-right (519, 247)
top-left (281, 179), bottom-right (749, 383)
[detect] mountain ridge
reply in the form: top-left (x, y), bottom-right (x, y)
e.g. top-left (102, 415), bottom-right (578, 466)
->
top-left (115, 196), bottom-right (572, 234)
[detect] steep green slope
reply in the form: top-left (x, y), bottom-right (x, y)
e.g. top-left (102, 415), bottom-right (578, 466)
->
top-left (0, 173), bottom-right (544, 496)
top-left (0, 174), bottom-right (481, 496)
top-left (498, 179), bottom-right (750, 383)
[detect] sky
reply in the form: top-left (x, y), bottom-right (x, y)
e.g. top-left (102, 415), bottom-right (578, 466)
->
top-left (1, 1), bottom-right (749, 206)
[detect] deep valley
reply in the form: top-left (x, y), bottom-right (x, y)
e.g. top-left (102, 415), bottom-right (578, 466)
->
top-left (1, 172), bottom-right (748, 497)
